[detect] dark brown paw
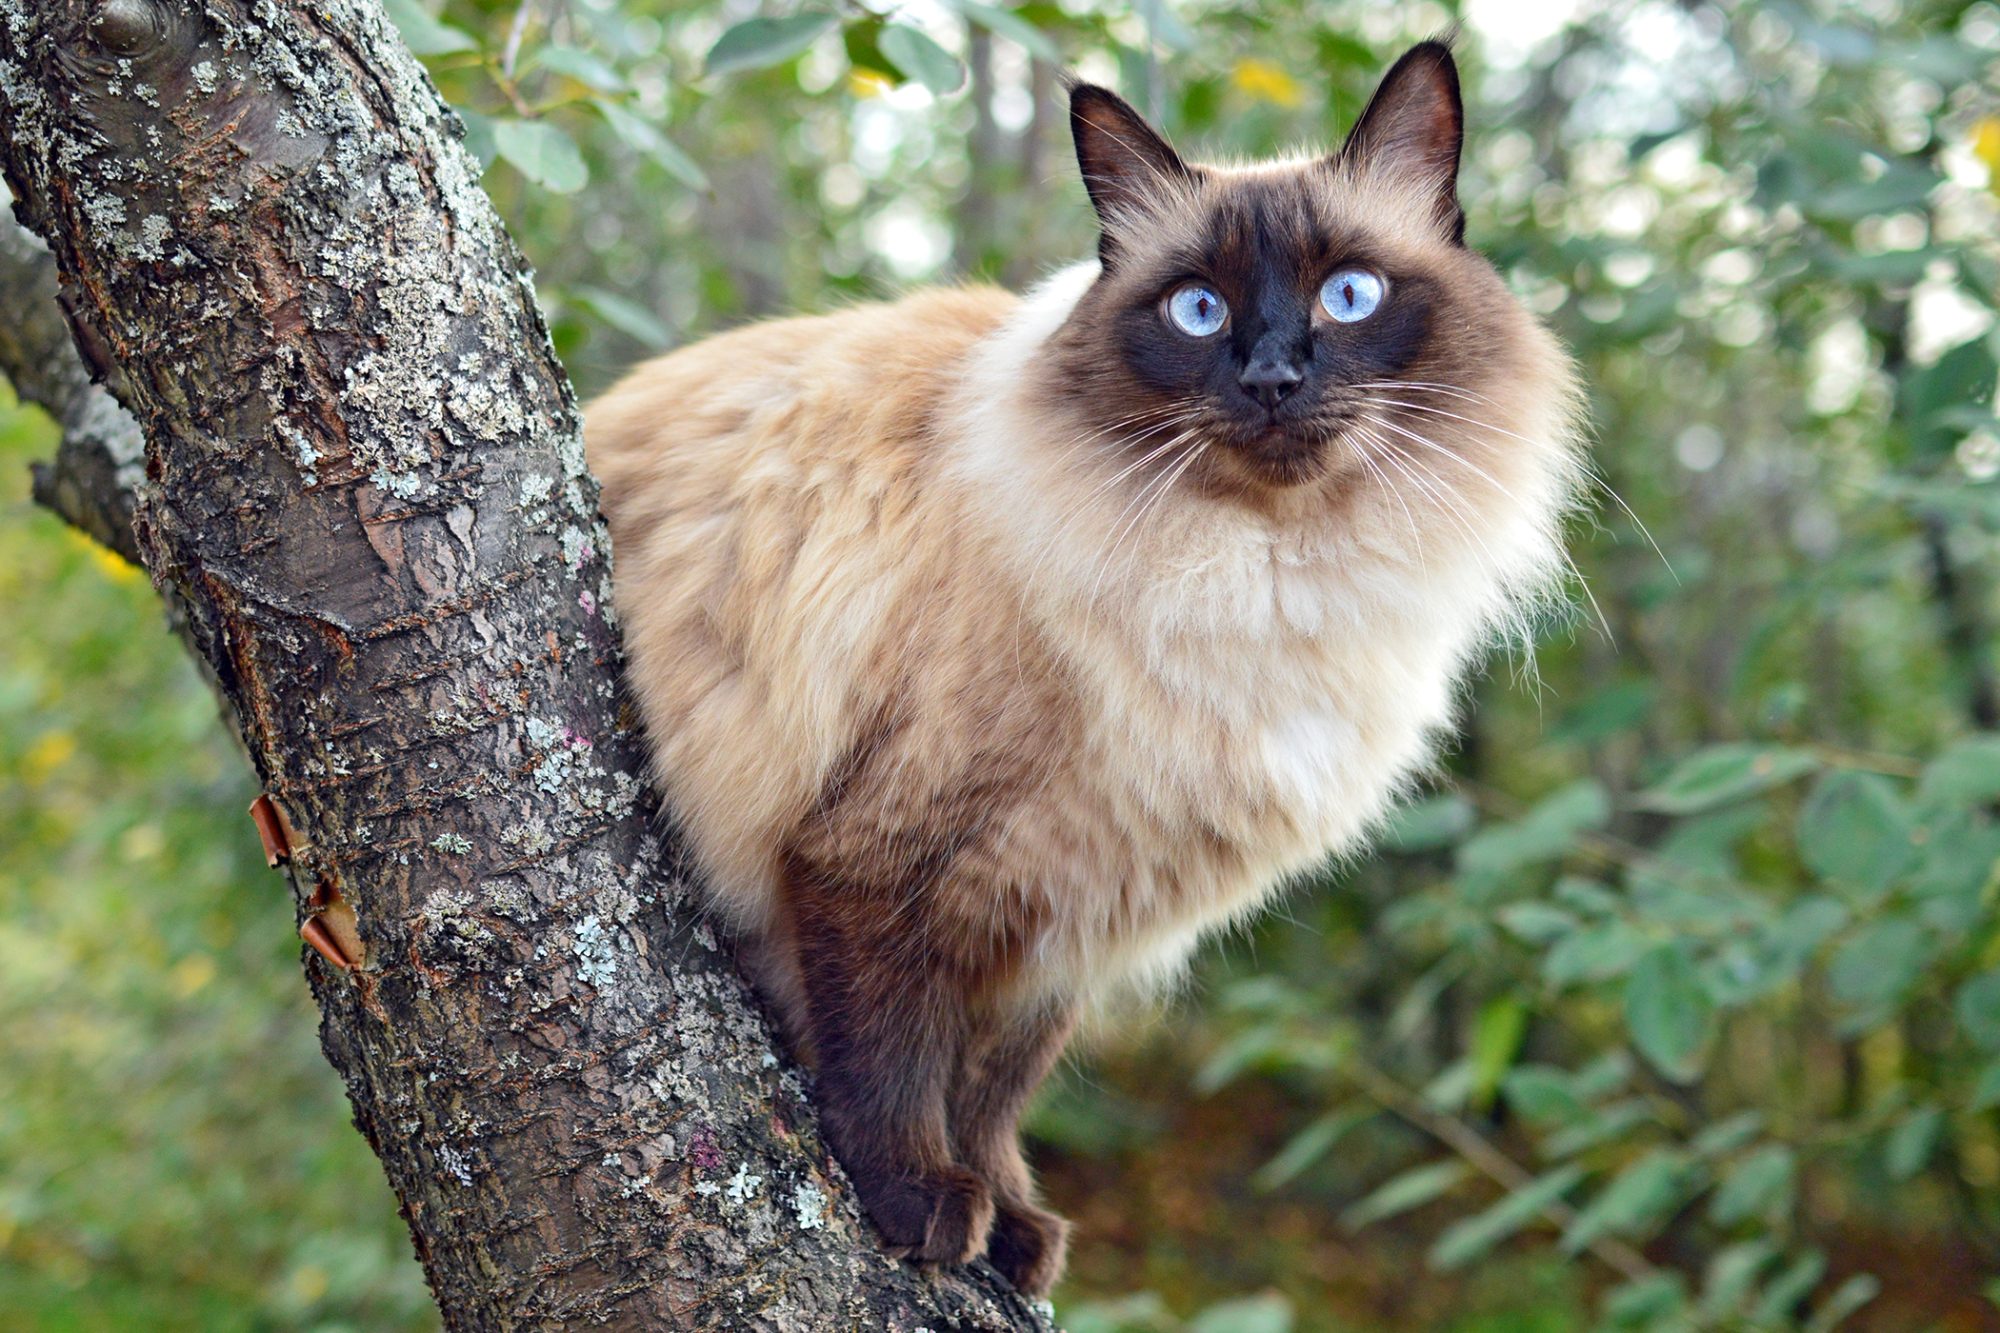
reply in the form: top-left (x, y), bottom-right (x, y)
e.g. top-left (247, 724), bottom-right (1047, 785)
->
top-left (860, 1166), bottom-right (996, 1265)
top-left (985, 1200), bottom-right (1071, 1296)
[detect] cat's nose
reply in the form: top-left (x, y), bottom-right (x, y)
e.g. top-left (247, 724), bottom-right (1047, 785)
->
top-left (1239, 358), bottom-right (1304, 410)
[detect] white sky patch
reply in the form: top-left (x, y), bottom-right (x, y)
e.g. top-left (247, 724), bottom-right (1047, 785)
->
top-left (1909, 265), bottom-right (1996, 364)
top-left (1465, 0), bottom-right (1588, 65)
top-left (866, 203), bottom-right (949, 280)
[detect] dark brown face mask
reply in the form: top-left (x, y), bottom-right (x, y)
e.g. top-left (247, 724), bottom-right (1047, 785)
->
top-left (1047, 42), bottom-right (1499, 490)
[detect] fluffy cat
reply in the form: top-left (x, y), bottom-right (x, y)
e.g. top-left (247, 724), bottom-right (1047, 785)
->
top-left (586, 41), bottom-right (1582, 1296)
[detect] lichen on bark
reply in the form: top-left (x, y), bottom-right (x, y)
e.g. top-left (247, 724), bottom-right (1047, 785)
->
top-left (0, 1), bottom-right (1057, 1327)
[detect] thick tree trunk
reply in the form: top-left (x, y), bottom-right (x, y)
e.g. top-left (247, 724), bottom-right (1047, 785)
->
top-left (0, 2), bottom-right (1054, 1328)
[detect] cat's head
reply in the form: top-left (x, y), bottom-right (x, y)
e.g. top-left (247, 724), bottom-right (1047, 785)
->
top-left (1044, 42), bottom-right (1571, 501)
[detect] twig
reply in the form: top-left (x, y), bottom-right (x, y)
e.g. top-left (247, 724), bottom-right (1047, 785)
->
top-left (1343, 1056), bottom-right (1662, 1287)
top-left (501, 0), bottom-right (538, 80)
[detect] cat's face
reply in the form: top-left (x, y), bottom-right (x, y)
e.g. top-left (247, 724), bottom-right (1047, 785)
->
top-left (1045, 44), bottom-right (1541, 496)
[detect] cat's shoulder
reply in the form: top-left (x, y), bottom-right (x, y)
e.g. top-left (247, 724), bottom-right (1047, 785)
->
top-left (587, 284), bottom-right (1016, 459)
top-left (605, 284), bottom-right (1015, 395)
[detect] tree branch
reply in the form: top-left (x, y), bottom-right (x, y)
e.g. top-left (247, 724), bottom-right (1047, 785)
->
top-left (0, 1), bottom-right (1052, 1327)
top-left (0, 213), bottom-right (146, 562)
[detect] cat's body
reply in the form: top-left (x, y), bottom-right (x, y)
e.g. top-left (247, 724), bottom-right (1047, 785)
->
top-left (587, 43), bottom-right (1581, 1295)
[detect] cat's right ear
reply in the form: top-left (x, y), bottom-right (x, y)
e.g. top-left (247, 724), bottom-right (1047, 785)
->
top-left (1068, 83), bottom-right (1192, 266)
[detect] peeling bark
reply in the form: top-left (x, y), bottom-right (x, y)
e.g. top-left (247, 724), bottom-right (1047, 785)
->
top-left (0, 2), bottom-right (1056, 1328)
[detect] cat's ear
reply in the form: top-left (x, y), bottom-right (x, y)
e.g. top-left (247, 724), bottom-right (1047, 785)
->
top-left (1068, 82), bottom-right (1193, 265)
top-left (1335, 40), bottom-right (1465, 243)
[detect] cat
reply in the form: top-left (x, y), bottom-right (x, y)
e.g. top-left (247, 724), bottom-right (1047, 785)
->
top-left (585, 40), bottom-right (1582, 1297)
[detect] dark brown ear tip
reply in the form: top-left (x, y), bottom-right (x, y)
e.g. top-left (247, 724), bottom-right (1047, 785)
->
top-left (1066, 81), bottom-right (1137, 121)
top-left (1393, 37), bottom-right (1462, 88)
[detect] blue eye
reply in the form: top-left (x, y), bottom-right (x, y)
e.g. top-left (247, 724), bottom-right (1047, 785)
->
top-left (1166, 283), bottom-right (1228, 337)
top-left (1320, 269), bottom-right (1385, 323)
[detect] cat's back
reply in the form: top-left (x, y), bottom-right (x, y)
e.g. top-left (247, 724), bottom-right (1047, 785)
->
top-left (587, 285), bottom-right (1017, 519)
top-left (584, 284), bottom-right (1020, 924)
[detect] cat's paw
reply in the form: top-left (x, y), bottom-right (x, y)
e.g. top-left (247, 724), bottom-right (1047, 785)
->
top-left (985, 1200), bottom-right (1071, 1296)
top-left (862, 1166), bottom-right (996, 1265)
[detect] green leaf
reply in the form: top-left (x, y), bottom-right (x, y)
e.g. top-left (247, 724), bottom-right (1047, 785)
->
top-left (1752, 1250), bottom-right (1827, 1325)
top-left (1457, 780), bottom-right (1610, 878)
top-left (1497, 901), bottom-right (1578, 944)
top-left (532, 44), bottom-right (626, 91)
top-left (1798, 771), bottom-right (1916, 898)
top-left (1624, 943), bottom-right (1714, 1082)
top-left (1546, 1098), bottom-right (1652, 1158)
top-left (1503, 1065), bottom-right (1584, 1123)
top-left (1381, 792), bottom-right (1476, 852)
top-left (1634, 744), bottom-right (1820, 815)
top-left (1956, 970), bottom-right (2000, 1049)
top-left (841, 18), bottom-right (897, 79)
top-left (878, 23), bottom-right (965, 95)
top-left (1343, 1160), bottom-right (1469, 1229)
top-left (1760, 896), bottom-right (1850, 982)
top-left (1828, 916), bottom-right (1933, 1014)
top-left (942, 0), bottom-right (1061, 62)
top-left (704, 13), bottom-right (839, 77)
top-left (1544, 921), bottom-right (1651, 988)
top-left (1554, 876), bottom-right (1621, 915)
top-left (1884, 1104), bottom-right (1942, 1180)
top-left (1710, 1144), bottom-right (1795, 1226)
top-left (1905, 337), bottom-right (1998, 456)
top-left (382, 0), bottom-right (477, 56)
top-left (1187, 1294), bottom-right (1293, 1333)
top-left (1062, 1293), bottom-right (1175, 1333)
top-left (1805, 1274), bottom-right (1881, 1333)
top-left (1604, 1273), bottom-right (1689, 1326)
top-left (1429, 1164), bottom-right (1586, 1269)
top-left (1469, 995), bottom-right (1528, 1104)
top-left (1971, 1058), bottom-right (2000, 1110)
top-left (1919, 735), bottom-right (2000, 806)
top-left (594, 102), bottom-right (709, 191)
top-left (569, 286), bottom-right (671, 347)
top-left (1560, 1149), bottom-right (1684, 1253)
top-left (492, 119), bottom-right (589, 193)
top-left (1134, 0), bottom-right (1196, 52)
top-left (1253, 1107), bottom-right (1370, 1192)
top-left (1702, 1240), bottom-right (1778, 1319)
top-left (1688, 1110), bottom-right (1765, 1158)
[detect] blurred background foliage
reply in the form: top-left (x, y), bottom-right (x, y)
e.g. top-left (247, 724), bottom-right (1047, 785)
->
top-left (3, 0), bottom-right (2000, 1327)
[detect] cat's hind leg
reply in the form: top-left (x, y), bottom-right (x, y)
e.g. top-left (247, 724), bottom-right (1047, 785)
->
top-left (951, 995), bottom-right (1077, 1296)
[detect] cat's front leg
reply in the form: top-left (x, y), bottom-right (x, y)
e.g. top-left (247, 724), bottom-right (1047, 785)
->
top-left (784, 854), bottom-right (996, 1264)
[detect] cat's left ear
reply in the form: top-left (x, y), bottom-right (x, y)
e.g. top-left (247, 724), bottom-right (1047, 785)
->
top-left (1334, 40), bottom-right (1465, 244)
top-left (1069, 82), bottom-right (1194, 266)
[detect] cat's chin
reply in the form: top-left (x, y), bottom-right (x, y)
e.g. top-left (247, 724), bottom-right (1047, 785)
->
top-left (1214, 426), bottom-right (1339, 490)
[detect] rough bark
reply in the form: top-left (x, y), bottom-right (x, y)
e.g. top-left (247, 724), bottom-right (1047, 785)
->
top-left (0, 2), bottom-right (1055, 1328)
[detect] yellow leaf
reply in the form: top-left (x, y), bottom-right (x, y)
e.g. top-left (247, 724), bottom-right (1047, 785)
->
top-left (69, 529), bottom-right (143, 584)
top-left (170, 954), bottom-right (217, 998)
top-left (22, 730), bottom-right (76, 785)
top-left (289, 1263), bottom-right (330, 1305)
top-left (848, 68), bottom-right (894, 99)
top-left (1974, 117), bottom-right (2000, 198)
top-left (1232, 57), bottom-right (1304, 109)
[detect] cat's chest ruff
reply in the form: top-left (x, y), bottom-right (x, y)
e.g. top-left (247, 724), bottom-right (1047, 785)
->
top-left (1092, 530), bottom-right (1427, 854)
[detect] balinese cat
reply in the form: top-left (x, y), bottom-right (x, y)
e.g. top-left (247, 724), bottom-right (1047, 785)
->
top-left (586, 40), bottom-right (1581, 1296)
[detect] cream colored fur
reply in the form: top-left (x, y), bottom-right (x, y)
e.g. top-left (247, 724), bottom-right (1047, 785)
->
top-left (587, 247), bottom-right (1581, 1016)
